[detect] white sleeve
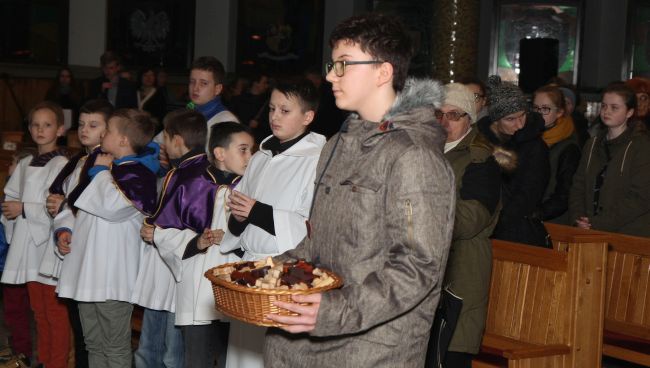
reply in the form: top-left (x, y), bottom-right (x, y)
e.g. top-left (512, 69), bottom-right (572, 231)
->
top-left (53, 208), bottom-right (75, 233)
top-left (153, 227), bottom-right (199, 282)
top-left (218, 178), bottom-right (246, 253)
top-left (272, 180), bottom-right (313, 255)
top-left (1, 159), bottom-right (24, 244)
top-left (73, 170), bottom-right (140, 222)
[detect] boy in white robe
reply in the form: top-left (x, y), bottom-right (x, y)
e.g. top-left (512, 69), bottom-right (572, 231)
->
top-left (1, 101), bottom-right (69, 368)
top-left (220, 78), bottom-right (326, 368)
top-left (48, 99), bottom-right (114, 368)
top-left (143, 121), bottom-right (254, 368)
top-left (56, 109), bottom-right (159, 368)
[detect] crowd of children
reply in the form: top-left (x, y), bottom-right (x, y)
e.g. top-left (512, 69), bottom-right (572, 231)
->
top-left (0, 46), bottom-right (325, 367)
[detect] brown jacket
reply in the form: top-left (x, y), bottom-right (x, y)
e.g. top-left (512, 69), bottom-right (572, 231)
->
top-left (264, 78), bottom-right (455, 367)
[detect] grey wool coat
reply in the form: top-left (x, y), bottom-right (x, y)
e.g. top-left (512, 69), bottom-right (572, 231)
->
top-left (264, 78), bottom-right (456, 367)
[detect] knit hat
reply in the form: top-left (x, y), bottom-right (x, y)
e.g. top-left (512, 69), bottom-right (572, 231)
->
top-left (444, 83), bottom-right (477, 123)
top-left (558, 87), bottom-right (576, 107)
top-left (486, 75), bottom-right (528, 121)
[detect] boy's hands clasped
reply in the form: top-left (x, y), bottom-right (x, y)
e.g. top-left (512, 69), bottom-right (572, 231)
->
top-left (46, 194), bottom-right (65, 217)
top-left (198, 229), bottom-right (225, 250)
top-left (1, 201), bottom-right (23, 220)
top-left (94, 153), bottom-right (114, 167)
top-left (227, 190), bottom-right (256, 222)
top-left (57, 231), bottom-right (72, 255)
top-left (140, 224), bottom-right (154, 243)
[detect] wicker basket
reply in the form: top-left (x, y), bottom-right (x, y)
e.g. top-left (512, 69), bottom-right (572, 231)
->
top-left (205, 262), bottom-right (343, 327)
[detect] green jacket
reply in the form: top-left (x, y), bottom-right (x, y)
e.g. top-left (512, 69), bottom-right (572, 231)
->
top-left (444, 128), bottom-right (504, 353)
top-left (569, 128), bottom-right (650, 237)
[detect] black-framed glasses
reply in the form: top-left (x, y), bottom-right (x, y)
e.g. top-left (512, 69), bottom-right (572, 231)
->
top-left (434, 110), bottom-right (468, 121)
top-left (473, 93), bottom-right (485, 102)
top-left (325, 60), bottom-right (385, 77)
top-left (532, 105), bottom-right (556, 115)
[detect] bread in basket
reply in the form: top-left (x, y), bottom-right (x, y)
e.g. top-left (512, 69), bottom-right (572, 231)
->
top-left (205, 257), bottom-right (343, 327)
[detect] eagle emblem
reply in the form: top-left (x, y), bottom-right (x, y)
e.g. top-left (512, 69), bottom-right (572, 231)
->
top-left (130, 9), bottom-right (170, 52)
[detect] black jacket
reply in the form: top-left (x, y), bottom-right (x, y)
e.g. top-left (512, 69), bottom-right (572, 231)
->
top-left (477, 112), bottom-right (551, 247)
top-left (87, 76), bottom-right (137, 109)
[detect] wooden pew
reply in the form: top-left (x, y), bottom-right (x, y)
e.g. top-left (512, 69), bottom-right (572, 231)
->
top-left (546, 223), bottom-right (650, 367)
top-left (473, 238), bottom-right (608, 368)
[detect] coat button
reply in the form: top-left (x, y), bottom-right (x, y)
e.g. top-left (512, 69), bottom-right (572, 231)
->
top-left (325, 187), bottom-right (331, 194)
top-left (352, 186), bottom-right (358, 192)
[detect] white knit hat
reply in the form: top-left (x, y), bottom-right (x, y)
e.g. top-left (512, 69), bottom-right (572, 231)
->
top-left (444, 83), bottom-right (477, 123)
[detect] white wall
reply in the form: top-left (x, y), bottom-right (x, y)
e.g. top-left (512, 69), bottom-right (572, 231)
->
top-left (68, 0), bottom-right (107, 68)
top-left (194, 0), bottom-right (238, 71)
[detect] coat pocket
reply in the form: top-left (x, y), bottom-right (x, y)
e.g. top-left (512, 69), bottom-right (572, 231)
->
top-left (340, 173), bottom-right (383, 193)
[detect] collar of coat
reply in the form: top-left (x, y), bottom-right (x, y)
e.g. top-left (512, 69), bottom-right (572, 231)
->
top-left (340, 77), bottom-right (448, 150)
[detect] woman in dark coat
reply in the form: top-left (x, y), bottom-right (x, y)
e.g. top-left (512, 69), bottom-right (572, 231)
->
top-left (569, 83), bottom-right (650, 237)
top-left (136, 66), bottom-right (167, 126)
top-left (477, 76), bottom-right (551, 248)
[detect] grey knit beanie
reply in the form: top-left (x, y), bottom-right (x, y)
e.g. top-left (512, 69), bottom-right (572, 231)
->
top-left (486, 75), bottom-right (528, 121)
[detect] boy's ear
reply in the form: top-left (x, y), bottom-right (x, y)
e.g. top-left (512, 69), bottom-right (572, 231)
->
top-left (213, 83), bottom-right (224, 98)
top-left (302, 110), bottom-right (315, 126)
top-left (213, 146), bottom-right (226, 162)
top-left (377, 62), bottom-right (394, 88)
top-left (120, 134), bottom-right (130, 147)
top-left (171, 134), bottom-right (185, 150)
top-left (56, 125), bottom-right (65, 137)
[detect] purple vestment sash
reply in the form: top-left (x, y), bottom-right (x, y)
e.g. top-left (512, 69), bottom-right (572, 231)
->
top-left (145, 154), bottom-right (218, 232)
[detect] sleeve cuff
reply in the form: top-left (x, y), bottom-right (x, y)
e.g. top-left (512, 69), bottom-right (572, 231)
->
top-left (182, 234), bottom-right (208, 260)
top-left (228, 214), bottom-right (250, 236)
top-left (54, 227), bottom-right (72, 238)
top-left (248, 201), bottom-right (276, 235)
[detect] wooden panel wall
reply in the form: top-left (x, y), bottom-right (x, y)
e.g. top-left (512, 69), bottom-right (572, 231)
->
top-left (0, 77), bottom-right (50, 131)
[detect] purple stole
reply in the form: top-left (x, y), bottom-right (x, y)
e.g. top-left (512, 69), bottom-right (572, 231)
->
top-left (111, 160), bottom-right (158, 216)
top-left (145, 154), bottom-right (222, 232)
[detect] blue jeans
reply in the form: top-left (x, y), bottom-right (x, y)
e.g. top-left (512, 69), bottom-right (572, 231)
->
top-left (134, 309), bottom-right (184, 368)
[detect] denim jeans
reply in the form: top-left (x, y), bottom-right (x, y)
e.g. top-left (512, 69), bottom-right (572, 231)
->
top-left (134, 309), bottom-right (184, 368)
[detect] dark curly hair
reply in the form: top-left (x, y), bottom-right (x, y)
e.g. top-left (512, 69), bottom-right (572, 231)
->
top-left (329, 13), bottom-right (414, 92)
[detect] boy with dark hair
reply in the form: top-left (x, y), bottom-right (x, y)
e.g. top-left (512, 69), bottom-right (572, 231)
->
top-left (142, 118), bottom-right (254, 368)
top-left (87, 51), bottom-right (137, 108)
top-left (47, 98), bottom-right (114, 368)
top-left (263, 13), bottom-right (455, 367)
top-left (57, 109), bottom-right (159, 368)
top-left (188, 56), bottom-right (239, 128)
top-left (131, 110), bottom-right (203, 368)
top-left (157, 56), bottom-right (239, 169)
top-left (220, 77), bottom-right (326, 367)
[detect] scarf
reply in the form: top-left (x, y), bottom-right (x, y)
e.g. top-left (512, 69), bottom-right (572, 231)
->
top-left (542, 115), bottom-right (575, 146)
top-left (189, 96), bottom-right (226, 122)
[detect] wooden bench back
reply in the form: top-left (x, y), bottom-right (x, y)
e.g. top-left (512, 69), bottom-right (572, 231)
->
top-left (603, 233), bottom-right (650, 341)
top-left (486, 240), bottom-right (570, 345)
top-left (485, 238), bottom-right (608, 367)
top-left (545, 223), bottom-right (650, 342)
